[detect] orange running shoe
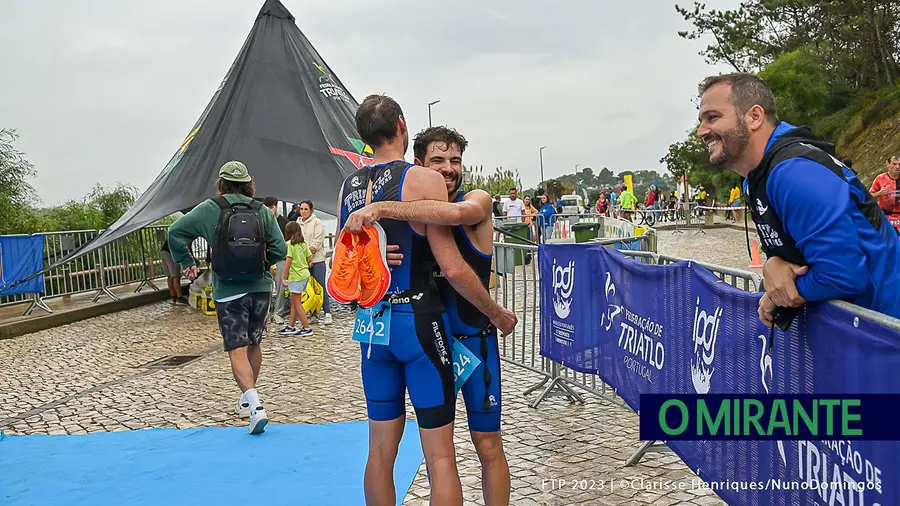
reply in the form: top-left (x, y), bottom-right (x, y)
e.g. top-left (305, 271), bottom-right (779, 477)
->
top-left (326, 229), bottom-right (362, 304)
top-left (357, 222), bottom-right (391, 308)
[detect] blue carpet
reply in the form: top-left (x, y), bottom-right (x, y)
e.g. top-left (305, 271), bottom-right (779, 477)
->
top-left (0, 421), bottom-right (423, 506)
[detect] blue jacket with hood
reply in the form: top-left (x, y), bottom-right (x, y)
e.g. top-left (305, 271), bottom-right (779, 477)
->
top-left (743, 121), bottom-right (900, 319)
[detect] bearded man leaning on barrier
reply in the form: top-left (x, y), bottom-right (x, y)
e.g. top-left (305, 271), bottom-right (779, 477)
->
top-left (696, 72), bottom-right (900, 324)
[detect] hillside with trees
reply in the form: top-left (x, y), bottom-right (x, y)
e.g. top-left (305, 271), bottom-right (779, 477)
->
top-left (463, 164), bottom-right (673, 206)
top-left (663, 0), bottom-right (900, 200)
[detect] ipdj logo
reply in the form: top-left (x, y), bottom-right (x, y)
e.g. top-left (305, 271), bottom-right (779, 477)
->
top-left (552, 258), bottom-right (575, 319)
top-left (691, 297), bottom-right (722, 394)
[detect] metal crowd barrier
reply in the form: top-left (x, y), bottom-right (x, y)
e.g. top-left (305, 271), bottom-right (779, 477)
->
top-left (672, 201), bottom-right (706, 234)
top-left (489, 231), bottom-right (900, 475)
top-left (491, 224), bottom-right (658, 410)
top-left (493, 212), bottom-right (657, 247)
top-left (1, 225), bottom-right (336, 316)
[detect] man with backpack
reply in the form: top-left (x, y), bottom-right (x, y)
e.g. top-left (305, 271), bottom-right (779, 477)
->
top-left (167, 161), bottom-right (287, 434)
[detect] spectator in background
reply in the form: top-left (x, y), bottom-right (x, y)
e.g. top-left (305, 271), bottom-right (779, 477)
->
top-left (522, 195), bottom-right (538, 240)
top-left (278, 221), bottom-right (314, 337)
top-left (618, 186), bottom-right (636, 221)
top-left (666, 192), bottom-right (677, 221)
top-left (596, 190), bottom-right (608, 215)
top-left (492, 195), bottom-right (504, 241)
top-left (503, 187), bottom-right (525, 220)
top-left (538, 194), bottom-right (555, 241)
top-left (264, 197), bottom-right (290, 235)
top-left (297, 200), bottom-right (332, 327)
top-left (727, 185), bottom-right (742, 221)
top-left (694, 185), bottom-right (708, 216)
top-left (287, 204), bottom-right (301, 221)
top-left (264, 197), bottom-right (291, 324)
top-left (696, 72), bottom-right (900, 324)
top-left (869, 155), bottom-right (900, 235)
top-left (492, 195), bottom-right (503, 217)
top-left (645, 184), bottom-right (657, 209)
top-left (160, 239), bottom-right (186, 304)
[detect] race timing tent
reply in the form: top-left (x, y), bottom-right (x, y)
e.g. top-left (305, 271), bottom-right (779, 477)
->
top-left (30, 0), bottom-right (372, 280)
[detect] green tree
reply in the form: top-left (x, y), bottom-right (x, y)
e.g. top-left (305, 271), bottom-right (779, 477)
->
top-left (0, 129), bottom-right (39, 235)
top-left (463, 165), bottom-right (524, 196)
top-left (758, 44), bottom-right (853, 127)
top-left (51, 201), bottom-right (106, 231)
top-left (675, 0), bottom-right (899, 90)
top-left (596, 167), bottom-right (617, 186)
top-left (660, 128), bottom-right (740, 201)
top-left (660, 130), bottom-right (710, 182)
top-left (88, 183), bottom-right (139, 229)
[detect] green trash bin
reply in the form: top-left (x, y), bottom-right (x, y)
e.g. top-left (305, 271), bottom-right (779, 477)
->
top-left (572, 222), bottom-right (602, 243)
top-left (501, 222), bottom-right (531, 266)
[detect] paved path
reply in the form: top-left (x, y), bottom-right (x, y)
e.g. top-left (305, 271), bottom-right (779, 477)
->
top-left (1, 300), bottom-right (727, 506)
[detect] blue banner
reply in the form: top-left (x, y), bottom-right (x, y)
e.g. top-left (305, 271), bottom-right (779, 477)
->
top-left (540, 243), bottom-right (900, 506)
top-left (0, 235), bottom-right (45, 296)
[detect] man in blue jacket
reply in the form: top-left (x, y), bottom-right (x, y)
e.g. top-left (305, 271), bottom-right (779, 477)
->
top-left (696, 72), bottom-right (900, 323)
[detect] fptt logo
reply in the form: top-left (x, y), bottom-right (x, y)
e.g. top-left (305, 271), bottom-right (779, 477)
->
top-left (757, 333), bottom-right (787, 466)
top-left (552, 258), bottom-right (575, 319)
top-left (691, 297), bottom-right (722, 394)
top-left (600, 272), bottom-right (623, 331)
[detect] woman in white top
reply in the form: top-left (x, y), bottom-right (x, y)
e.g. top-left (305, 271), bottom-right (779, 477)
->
top-left (297, 200), bottom-right (332, 326)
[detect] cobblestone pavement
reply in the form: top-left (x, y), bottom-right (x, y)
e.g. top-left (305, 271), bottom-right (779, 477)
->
top-left (0, 296), bottom-right (729, 506)
top-left (657, 226), bottom-right (760, 273)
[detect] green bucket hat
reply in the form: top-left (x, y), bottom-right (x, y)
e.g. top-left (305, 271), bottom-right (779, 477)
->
top-left (218, 161), bottom-right (252, 182)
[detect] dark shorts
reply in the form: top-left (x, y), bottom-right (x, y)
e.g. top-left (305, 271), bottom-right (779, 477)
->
top-left (360, 310), bottom-right (456, 429)
top-left (458, 330), bottom-right (502, 433)
top-left (215, 292), bottom-right (269, 352)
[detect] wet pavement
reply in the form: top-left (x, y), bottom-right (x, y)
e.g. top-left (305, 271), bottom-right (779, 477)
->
top-left (0, 228), bottom-right (757, 505)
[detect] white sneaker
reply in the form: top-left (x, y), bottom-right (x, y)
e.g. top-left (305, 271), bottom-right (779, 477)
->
top-left (249, 406), bottom-right (269, 435)
top-left (323, 313), bottom-right (333, 325)
top-left (235, 398), bottom-right (251, 418)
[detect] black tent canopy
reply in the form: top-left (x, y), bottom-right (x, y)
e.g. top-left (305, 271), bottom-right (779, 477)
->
top-left (39, 0), bottom-right (371, 275)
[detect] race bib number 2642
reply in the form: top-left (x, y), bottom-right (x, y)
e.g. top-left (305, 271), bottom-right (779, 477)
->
top-left (352, 303), bottom-right (391, 347)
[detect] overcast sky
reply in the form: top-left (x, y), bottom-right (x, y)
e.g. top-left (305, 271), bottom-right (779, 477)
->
top-left (1, 0), bottom-right (737, 208)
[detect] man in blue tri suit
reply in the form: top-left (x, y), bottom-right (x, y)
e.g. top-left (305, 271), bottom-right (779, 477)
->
top-left (335, 95), bottom-right (517, 506)
top-left (345, 126), bottom-right (511, 505)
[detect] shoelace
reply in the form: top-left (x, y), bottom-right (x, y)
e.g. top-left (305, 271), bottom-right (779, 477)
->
top-left (366, 305), bottom-right (389, 359)
top-left (367, 310), bottom-right (375, 359)
top-left (336, 238), bottom-right (358, 285)
top-left (358, 248), bottom-right (379, 287)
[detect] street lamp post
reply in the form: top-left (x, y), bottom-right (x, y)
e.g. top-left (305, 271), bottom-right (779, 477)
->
top-left (428, 100), bottom-right (441, 127)
top-left (539, 146), bottom-right (546, 189)
top-left (574, 164), bottom-right (580, 192)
